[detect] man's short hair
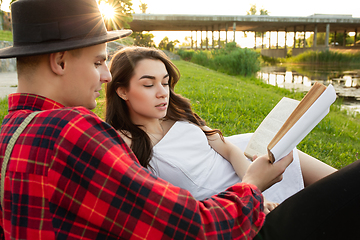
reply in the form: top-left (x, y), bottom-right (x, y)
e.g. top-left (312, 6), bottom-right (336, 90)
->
top-left (16, 54), bottom-right (45, 76)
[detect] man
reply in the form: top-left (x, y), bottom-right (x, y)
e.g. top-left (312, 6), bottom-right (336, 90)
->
top-left (0, 0), bottom-right (291, 239)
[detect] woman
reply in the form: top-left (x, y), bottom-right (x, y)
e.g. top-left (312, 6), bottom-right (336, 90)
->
top-left (106, 46), bottom-right (336, 211)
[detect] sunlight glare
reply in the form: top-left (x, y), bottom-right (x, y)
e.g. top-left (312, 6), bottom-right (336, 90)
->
top-left (99, 1), bottom-right (115, 20)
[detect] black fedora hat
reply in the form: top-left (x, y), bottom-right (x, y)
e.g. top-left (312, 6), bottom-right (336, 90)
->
top-left (0, 0), bottom-right (132, 59)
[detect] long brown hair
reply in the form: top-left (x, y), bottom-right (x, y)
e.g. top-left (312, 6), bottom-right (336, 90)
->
top-left (106, 46), bottom-right (222, 168)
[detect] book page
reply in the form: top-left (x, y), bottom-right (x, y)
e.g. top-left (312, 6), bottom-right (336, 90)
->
top-left (269, 84), bottom-right (336, 162)
top-left (244, 97), bottom-right (299, 159)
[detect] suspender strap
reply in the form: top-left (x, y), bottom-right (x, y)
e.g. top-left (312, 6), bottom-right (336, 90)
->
top-left (1, 111), bottom-right (41, 207)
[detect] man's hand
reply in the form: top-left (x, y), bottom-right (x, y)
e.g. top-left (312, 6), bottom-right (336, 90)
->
top-left (242, 151), bottom-right (293, 192)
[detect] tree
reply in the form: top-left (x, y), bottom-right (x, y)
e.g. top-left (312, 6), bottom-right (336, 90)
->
top-left (158, 37), bottom-right (179, 52)
top-left (139, 1), bottom-right (147, 13)
top-left (246, 4), bottom-right (257, 15)
top-left (179, 36), bottom-right (192, 48)
top-left (97, 0), bottom-right (133, 30)
top-left (329, 32), bottom-right (351, 46)
top-left (260, 8), bottom-right (269, 15)
top-left (131, 32), bottom-right (155, 47)
top-left (246, 4), bottom-right (269, 38)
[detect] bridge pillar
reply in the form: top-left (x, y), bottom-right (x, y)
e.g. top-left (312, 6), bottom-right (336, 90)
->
top-left (218, 25), bottom-right (221, 49)
top-left (262, 32), bottom-right (264, 49)
top-left (201, 29), bottom-right (203, 50)
top-left (212, 25), bottom-right (214, 49)
top-left (343, 30), bottom-right (347, 46)
top-left (303, 25), bottom-right (306, 48)
top-left (196, 30), bottom-right (198, 50)
top-left (313, 25), bottom-right (317, 47)
top-left (325, 24), bottom-right (330, 48)
top-left (225, 23), bottom-right (228, 44)
top-left (355, 28), bottom-right (358, 46)
top-left (206, 26), bottom-right (208, 50)
top-left (254, 32), bottom-right (256, 49)
top-left (293, 26), bottom-right (296, 48)
top-left (276, 30), bottom-right (279, 49)
top-left (269, 31), bottom-right (271, 49)
top-left (233, 22), bottom-right (236, 42)
top-left (191, 31), bottom-right (193, 49)
top-left (285, 28), bottom-right (287, 49)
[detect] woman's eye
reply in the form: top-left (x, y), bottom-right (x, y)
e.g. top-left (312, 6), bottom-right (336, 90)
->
top-left (162, 82), bottom-right (169, 86)
top-left (144, 85), bottom-right (153, 87)
top-left (95, 62), bottom-right (102, 67)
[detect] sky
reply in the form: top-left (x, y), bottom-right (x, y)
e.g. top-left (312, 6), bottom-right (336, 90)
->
top-left (2, 0), bottom-right (359, 45)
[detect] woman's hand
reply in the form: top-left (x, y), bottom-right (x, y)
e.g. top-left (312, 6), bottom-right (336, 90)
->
top-left (242, 151), bottom-right (293, 192)
top-left (263, 198), bottom-right (279, 215)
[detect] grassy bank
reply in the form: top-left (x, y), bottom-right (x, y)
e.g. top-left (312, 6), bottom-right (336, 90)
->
top-left (289, 50), bottom-right (360, 64)
top-left (2, 60), bottom-right (359, 169)
top-left (0, 30), bottom-right (13, 41)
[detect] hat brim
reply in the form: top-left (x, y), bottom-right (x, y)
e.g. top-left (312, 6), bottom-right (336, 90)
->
top-left (0, 29), bottom-right (132, 59)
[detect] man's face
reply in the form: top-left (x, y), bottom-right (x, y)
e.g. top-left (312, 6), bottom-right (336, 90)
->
top-left (61, 43), bottom-right (111, 109)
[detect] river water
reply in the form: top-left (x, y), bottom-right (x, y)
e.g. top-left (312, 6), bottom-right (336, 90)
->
top-left (258, 64), bottom-right (360, 115)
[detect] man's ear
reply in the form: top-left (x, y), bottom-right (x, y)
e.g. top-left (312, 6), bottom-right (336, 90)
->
top-left (49, 51), bottom-right (66, 75)
top-left (116, 87), bottom-right (128, 100)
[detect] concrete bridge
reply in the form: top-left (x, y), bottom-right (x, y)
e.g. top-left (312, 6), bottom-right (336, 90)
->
top-left (129, 13), bottom-right (360, 57)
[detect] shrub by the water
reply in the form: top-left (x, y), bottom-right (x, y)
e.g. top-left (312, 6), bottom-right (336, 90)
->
top-left (290, 50), bottom-right (360, 63)
top-left (177, 43), bottom-right (261, 77)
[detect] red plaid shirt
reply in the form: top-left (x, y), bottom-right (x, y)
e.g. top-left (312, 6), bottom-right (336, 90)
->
top-left (0, 93), bottom-right (265, 239)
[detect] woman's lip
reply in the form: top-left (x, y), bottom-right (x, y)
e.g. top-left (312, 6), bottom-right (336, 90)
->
top-left (156, 103), bottom-right (167, 107)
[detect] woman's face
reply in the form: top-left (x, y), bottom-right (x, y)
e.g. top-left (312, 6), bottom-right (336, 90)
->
top-left (117, 59), bottom-right (170, 125)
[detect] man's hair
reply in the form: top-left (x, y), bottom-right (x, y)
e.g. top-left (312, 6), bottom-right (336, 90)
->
top-left (16, 49), bottom-right (83, 75)
top-left (16, 54), bottom-right (45, 76)
top-left (68, 48), bottom-right (83, 58)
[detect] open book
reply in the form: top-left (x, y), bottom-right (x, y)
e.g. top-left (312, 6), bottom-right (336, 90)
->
top-left (244, 82), bottom-right (336, 163)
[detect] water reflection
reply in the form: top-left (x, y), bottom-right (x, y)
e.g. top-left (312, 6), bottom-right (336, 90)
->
top-left (258, 65), bottom-right (360, 114)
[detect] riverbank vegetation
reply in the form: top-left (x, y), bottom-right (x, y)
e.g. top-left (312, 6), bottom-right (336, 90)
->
top-left (289, 50), bottom-right (360, 64)
top-left (177, 42), bottom-right (261, 77)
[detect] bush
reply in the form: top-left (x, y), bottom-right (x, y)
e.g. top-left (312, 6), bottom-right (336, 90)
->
top-left (177, 49), bottom-right (195, 61)
top-left (177, 43), bottom-right (261, 77)
top-left (191, 51), bottom-right (212, 67)
top-left (289, 50), bottom-right (360, 63)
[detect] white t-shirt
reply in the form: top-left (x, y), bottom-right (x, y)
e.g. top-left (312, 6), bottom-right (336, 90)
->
top-left (150, 121), bottom-right (304, 203)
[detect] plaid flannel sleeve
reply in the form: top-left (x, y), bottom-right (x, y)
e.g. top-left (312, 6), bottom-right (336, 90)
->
top-left (48, 111), bottom-right (265, 239)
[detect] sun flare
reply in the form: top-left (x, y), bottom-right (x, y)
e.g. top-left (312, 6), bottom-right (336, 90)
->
top-left (99, 1), bottom-right (115, 20)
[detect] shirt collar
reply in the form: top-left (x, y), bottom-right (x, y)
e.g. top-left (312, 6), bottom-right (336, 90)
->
top-left (8, 93), bottom-right (64, 112)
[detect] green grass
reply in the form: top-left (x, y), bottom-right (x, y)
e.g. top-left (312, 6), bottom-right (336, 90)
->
top-left (0, 30), bottom-right (13, 41)
top-left (1, 60), bottom-right (359, 169)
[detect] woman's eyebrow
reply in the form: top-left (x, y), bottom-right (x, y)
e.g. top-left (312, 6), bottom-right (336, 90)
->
top-left (139, 75), bottom-right (155, 80)
top-left (139, 74), bottom-right (169, 80)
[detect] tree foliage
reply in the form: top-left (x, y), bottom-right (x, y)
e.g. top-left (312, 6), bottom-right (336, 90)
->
top-left (131, 32), bottom-right (155, 47)
top-left (158, 37), bottom-right (179, 52)
top-left (139, 1), bottom-right (148, 13)
top-left (246, 4), bottom-right (269, 16)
